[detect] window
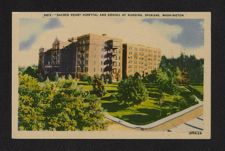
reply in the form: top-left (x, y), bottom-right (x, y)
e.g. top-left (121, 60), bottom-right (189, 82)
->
top-left (113, 49), bottom-right (117, 53)
top-left (113, 69), bottom-right (117, 74)
top-left (113, 56), bottom-right (117, 60)
top-left (85, 67), bottom-right (88, 72)
top-left (77, 67), bottom-right (80, 72)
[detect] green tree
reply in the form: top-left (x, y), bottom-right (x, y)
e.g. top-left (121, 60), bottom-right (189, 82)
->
top-left (46, 78), bottom-right (106, 130)
top-left (87, 76), bottom-right (92, 85)
top-left (92, 75), bottom-right (106, 97)
top-left (143, 69), bottom-right (157, 83)
top-left (80, 73), bottom-right (90, 82)
top-left (48, 72), bottom-right (59, 81)
top-left (23, 66), bottom-right (38, 79)
top-left (18, 74), bottom-right (47, 130)
top-left (19, 66), bottom-right (26, 75)
top-left (105, 73), bottom-right (112, 84)
top-left (18, 74), bottom-right (107, 131)
top-left (159, 54), bottom-right (203, 84)
top-left (156, 69), bottom-right (178, 95)
top-left (117, 75), bottom-right (148, 105)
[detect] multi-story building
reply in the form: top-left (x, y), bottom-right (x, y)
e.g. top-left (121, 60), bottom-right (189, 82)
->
top-left (39, 33), bottom-right (123, 81)
top-left (75, 33), bottom-right (123, 81)
top-left (123, 43), bottom-right (161, 77)
top-left (38, 38), bottom-right (77, 76)
top-left (38, 34), bottom-right (161, 81)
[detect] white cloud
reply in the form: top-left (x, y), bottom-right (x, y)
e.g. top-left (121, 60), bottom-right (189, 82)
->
top-left (17, 17), bottom-right (204, 66)
top-left (19, 19), bottom-right (48, 43)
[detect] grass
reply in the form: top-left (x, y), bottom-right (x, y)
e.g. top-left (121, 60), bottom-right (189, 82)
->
top-left (77, 81), bottom-right (118, 92)
top-left (77, 81), bottom-right (92, 91)
top-left (190, 85), bottom-right (203, 95)
top-left (77, 81), bottom-right (200, 125)
top-left (187, 85), bottom-right (203, 100)
top-left (101, 93), bottom-right (188, 125)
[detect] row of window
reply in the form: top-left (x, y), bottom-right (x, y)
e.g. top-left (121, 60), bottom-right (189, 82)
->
top-left (127, 67), bottom-right (157, 74)
top-left (128, 53), bottom-right (160, 57)
top-left (78, 39), bottom-right (90, 45)
top-left (77, 66), bottom-right (88, 72)
top-left (128, 47), bottom-right (160, 52)
top-left (128, 64), bottom-right (158, 68)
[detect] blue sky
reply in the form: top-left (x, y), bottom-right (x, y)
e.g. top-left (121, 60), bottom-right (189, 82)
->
top-left (19, 18), bottom-right (63, 50)
top-left (19, 18), bottom-right (204, 51)
top-left (17, 17), bottom-right (205, 66)
top-left (142, 19), bottom-right (204, 48)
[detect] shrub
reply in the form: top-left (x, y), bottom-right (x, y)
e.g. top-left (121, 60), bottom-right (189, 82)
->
top-left (18, 74), bottom-right (107, 131)
top-left (19, 66), bottom-right (26, 75)
top-left (23, 66), bottom-right (39, 79)
top-left (186, 95), bottom-right (198, 106)
top-left (187, 85), bottom-right (203, 100)
top-left (48, 72), bottom-right (59, 81)
top-left (92, 75), bottom-right (106, 97)
top-left (87, 76), bottom-right (92, 84)
top-left (46, 89), bottom-right (106, 131)
top-left (117, 75), bottom-right (148, 105)
top-left (80, 74), bottom-right (92, 84)
top-left (80, 74), bottom-right (89, 81)
top-left (18, 74), bottom-right (47, 130)
top-left (105, 73), bottom-right (112, 84)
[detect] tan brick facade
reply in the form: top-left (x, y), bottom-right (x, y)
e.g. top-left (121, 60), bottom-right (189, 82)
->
top-left (39, 34), bottom-right (161, 81)
top-left (123, 43), bottom-right (161, 77)
top-left (76, 33), bottom-right (123, 81)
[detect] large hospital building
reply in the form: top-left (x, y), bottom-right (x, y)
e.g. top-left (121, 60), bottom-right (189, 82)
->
top-left (38, 33), bottom-right (161, 81)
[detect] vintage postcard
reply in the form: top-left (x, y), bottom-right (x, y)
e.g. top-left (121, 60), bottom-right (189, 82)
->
top-left (12, 12), bottom-right (211, 139)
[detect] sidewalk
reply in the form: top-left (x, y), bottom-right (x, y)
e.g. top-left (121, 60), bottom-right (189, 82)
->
top-left (105, 105), bottom-right (203, 131)
top-left (147, 105), bottom-right (203, 131)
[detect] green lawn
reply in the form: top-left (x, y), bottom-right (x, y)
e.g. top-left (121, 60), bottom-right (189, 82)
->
top-left (77, 81), bottom-right (199, 125)
top-left (101, 83), bottom-right (196, 125)
top-left (77, 81), bottom-right (92, 91)
top-left (187, 85), bottom-right (203, 100)
top-left (190, 85), bottom-right (203, 95)
top-left (77, 81), bottom-right (118, 92)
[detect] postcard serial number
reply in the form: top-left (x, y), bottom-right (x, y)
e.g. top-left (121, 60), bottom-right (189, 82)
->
top-left (189, 131), bottom-right (202, 135)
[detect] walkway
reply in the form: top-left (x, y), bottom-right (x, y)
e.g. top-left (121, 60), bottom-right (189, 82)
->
top-left (168, 115), bottom-right (203, 132)
top-left (105, 105), bottom-right (203, 131)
